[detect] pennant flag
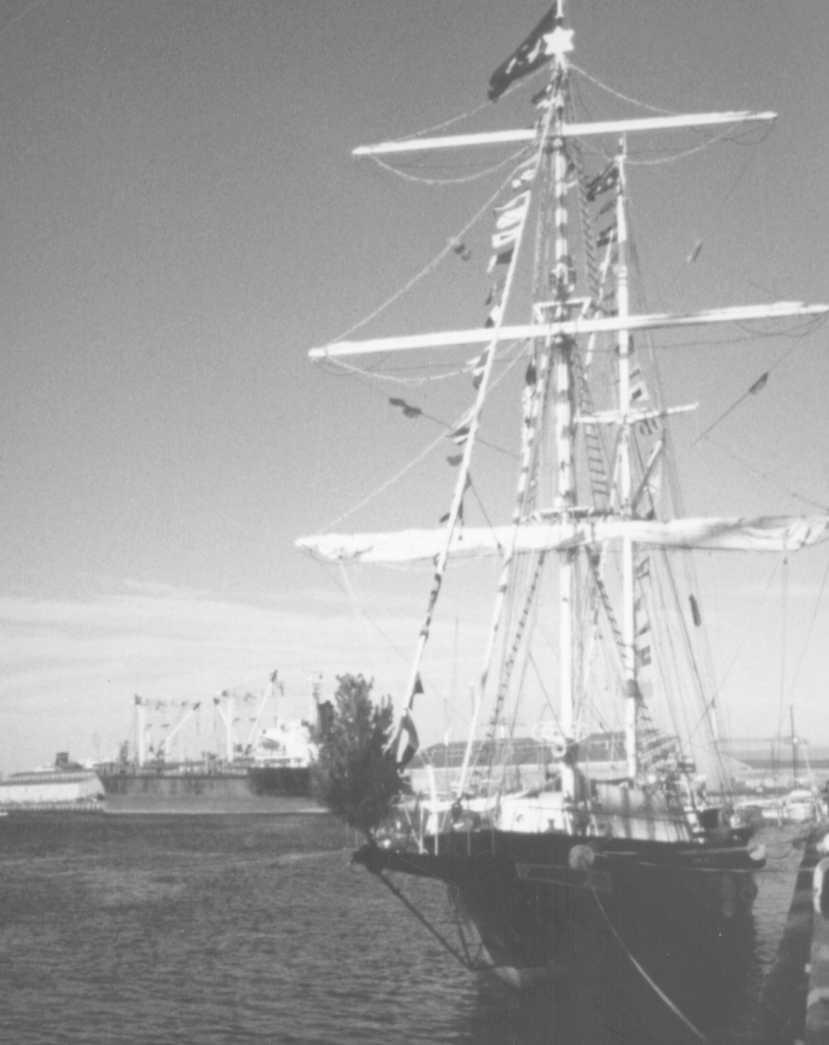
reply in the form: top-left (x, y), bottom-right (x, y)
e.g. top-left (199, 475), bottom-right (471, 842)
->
top-left (629, 364), bottom-right (649, 402)
top-left (638, 417), bottom-right (660, 436)
top-left (694, 368), bottom-right (771, 445)
top-left (689, 594), bottom-right (702, 627)
top-left (495, 206), bottom-right (528, 232)
top-left (484, 304), bottom-right (502, 328)
top-left (470, 348), bottom-right (489, 388)
top-left (597, 197), bottom-right (616, 218)
top-left (491, 226), bottom-right (520, 251)
top-left (494, 191), bottom-right (530, 231)
top-left (389, 396), bottom-right (422, 418)
top-left (450, 238), bottom-right (472, 261)
top-left (596, 225), bottom-right (616, 249)
top-left (399, 710), bottom-right (420, 768)
top-left (495, 190), bottom-right (530, 215)
top-left (487, 245), bottom-right (514, 273)
top-left (635, 413), bottom-right (656, 434)
top-left (449, 423), bottom-right (471, 446)
top-left (446, 453), bottom-right (463, 466)
top-left (485, 276), bottom-right (506, 307)
top-left (510, 163), bottom-right (537, 190)
top-left (525, 360), bottom-right (538, 386)
top-left (487, 4), bottom-right (556, 101)
top-left (585, 164), bottom-right (618, 202)
top-left (413, 674), bottom-right (424, 696)
top-left (686, 239), bottom-right (703, 264)
top-left (553, 253), bottom-right (576, 289)
top-left (749, 371), bottom-right (769, 395)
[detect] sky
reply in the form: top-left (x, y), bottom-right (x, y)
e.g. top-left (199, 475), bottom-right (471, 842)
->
top-left (2, 0), bottom-right (829, 773)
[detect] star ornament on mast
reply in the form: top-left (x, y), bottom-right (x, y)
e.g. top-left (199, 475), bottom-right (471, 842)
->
top-left (543, 25), bottom-right (574, 60)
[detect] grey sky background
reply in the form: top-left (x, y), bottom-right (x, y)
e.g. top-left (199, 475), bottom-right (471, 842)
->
top-left (3, 1), bottom-right (829, 771)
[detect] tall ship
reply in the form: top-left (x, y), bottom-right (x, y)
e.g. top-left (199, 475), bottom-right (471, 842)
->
top-left (96, 671), bottom-right (320, 813)
top-left (296, 0), bottom-right (829, 1023)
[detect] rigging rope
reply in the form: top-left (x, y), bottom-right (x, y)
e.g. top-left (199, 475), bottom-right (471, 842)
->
top-left (624, 126), bottom-right (767, 168)
top-left (704, 434), bottom-right (828, 513)
top-left (626, 218), bottom-right (731, 772)
top-left (570, 62), bottom-right (678, 116)
top-left (590, 888), bottom-right (709, 1043)
top-left (693, 328), bottom-right (827, 449)
top-left (368, 866), bottom-right (489, 972)
top-left (319, 343), bottom-right (525, 532)
top-left (368, 147), bottom-right (530, 186)
top-left (397, 99), bottom-right (494, 142)
top-left (321, 429), bottom-right (448, 532)
top-left (335, 563), bottom-right (408, 662)
top-left (324, 155), bottom-right (534, 345)
top-left (318, 353), bottom-right (474, 386)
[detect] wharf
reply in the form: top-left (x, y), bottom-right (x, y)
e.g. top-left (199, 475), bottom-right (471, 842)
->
top-left (759, 823), bottom-right (829, 1044)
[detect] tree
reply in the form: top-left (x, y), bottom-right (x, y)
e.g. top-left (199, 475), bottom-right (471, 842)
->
top-left (311, 674), bottom-right (408, 837)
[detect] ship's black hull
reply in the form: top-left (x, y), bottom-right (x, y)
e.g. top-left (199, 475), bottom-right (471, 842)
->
top-left (356, 827), bottom-right (762, 989)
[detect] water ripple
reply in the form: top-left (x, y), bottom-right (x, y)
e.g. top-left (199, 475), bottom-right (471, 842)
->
top-left (0, 816), bottom-right (806, 1043)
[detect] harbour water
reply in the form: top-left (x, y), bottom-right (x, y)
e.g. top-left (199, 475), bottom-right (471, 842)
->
top-left (0, 815), bottom-right (806, 1043)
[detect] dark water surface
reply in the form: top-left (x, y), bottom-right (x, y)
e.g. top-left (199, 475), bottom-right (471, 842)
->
top-left (0, 815), bottom-right (805, 1043)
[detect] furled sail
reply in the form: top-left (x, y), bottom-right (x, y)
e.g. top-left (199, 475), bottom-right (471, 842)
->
top-left (296, 514), bottom-right (829, 565)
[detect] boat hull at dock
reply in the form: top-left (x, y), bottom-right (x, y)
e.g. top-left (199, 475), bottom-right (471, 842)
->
top-left (356, 828), bottom-right (763, 989)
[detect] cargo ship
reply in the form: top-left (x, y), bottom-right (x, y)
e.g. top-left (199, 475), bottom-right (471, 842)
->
top-left (95, 671), bottom-right (324, 813)
top-left (0, 752), bottom-right (105, 814)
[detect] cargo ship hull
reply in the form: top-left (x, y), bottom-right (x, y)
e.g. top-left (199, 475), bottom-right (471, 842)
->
top-left (97, 764), bottom-right (320, 814)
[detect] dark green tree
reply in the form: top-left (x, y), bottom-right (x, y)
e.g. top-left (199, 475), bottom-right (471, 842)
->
top-left (311, 673), bottom-right (408, 837)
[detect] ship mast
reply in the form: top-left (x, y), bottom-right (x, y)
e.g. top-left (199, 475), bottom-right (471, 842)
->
top-left (299, 5), bottom-right (829, 790)
top-left (614, 138), bottom-right (639, 781)
top-left (546, 0), bottom-right (578, 798)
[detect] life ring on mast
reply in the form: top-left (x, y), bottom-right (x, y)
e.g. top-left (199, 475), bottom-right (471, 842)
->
top-left (550, 736), bottom-right (567, 760)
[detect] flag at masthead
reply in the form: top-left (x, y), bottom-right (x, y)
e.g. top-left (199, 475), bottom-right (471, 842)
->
top-left (487, 3), bottom-right (573, 101)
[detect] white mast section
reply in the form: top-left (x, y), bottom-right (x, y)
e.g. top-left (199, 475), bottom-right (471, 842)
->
top-left (548, 22), bottom-right (577, 799)
top-left (309, 302), bottom-right (828, 361)
top-left (387, 124), bottom-right (539, 767)
top-left (352, 111), bottom-right (776, 157)
top-left (455, 119), bottom-right (558, 801)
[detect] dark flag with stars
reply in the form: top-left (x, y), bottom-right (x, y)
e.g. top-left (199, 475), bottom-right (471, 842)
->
top-left (488, 5), bottom-right (556, 101)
